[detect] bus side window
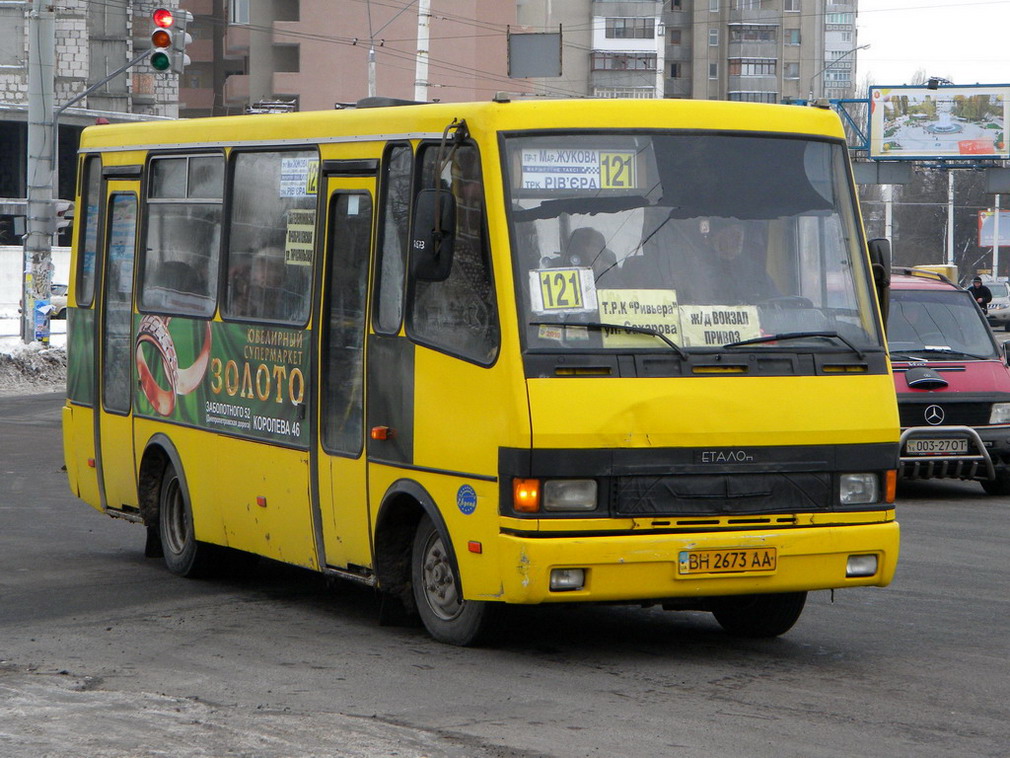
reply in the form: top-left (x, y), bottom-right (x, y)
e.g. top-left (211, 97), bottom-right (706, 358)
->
top-left (224, 150), bottom-right (316, 324)
top-left (407, 144), bottom-right (499, 365)
top-left (322, 192), bottom-right (373, 455)
top-left (139, 155), bottom-right (223, 318)
top-left (373, 144), bottom-right (413, 334)
top-left (76, 155), bottom-right (103, 307)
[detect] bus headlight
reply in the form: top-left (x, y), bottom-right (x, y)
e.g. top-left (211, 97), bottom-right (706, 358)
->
top-left (989, 403), bottom-right (1010, 424)
top-left (839, 473), bottom-right (879, 505)
top-left (542, 479), bottom-right (598, 512)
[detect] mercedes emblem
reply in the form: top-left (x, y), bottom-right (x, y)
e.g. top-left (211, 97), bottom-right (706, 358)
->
top-left (923, 404), bottom-right (945, 425)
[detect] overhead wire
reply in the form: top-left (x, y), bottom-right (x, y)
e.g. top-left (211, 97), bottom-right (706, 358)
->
top-left (47, 0), bottom-right (1010, 102)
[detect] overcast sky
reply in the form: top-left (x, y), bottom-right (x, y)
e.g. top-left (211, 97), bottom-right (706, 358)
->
top-left (857, 0), bottom-right (1010, 89)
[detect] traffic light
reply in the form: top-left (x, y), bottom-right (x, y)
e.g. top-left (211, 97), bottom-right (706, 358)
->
top-left (171, 10), bottom-right (193, 75)
top-left (53, 200), bottom-right (74, 234)
top-left (149, 8), bottom-right (174, 72)
top-left (149, 8), bottom-right (192, 74)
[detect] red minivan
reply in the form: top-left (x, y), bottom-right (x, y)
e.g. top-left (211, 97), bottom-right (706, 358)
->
top-left (888, 268), bottom-right (1010, 494)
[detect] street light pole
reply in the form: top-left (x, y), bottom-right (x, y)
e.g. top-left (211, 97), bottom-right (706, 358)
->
top-left (808, 43), bottom-right (870, 101)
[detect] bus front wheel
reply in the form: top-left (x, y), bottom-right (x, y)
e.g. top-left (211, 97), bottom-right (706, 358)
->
top-left (158, 463), bottom-right (214, 578)
top-left (411, 515), bottom-right (493, 646)
top-left (711, 591), bottom-right (807, 638)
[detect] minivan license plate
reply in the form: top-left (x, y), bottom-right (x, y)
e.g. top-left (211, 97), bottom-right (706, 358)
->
top-left (677, 547), bottom-right (777, 575)
top-left (905, 438), bottom-right (969, 455)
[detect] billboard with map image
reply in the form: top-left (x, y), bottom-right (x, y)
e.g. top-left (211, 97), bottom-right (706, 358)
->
top-left (869, 85), bottom-right (1010, 160)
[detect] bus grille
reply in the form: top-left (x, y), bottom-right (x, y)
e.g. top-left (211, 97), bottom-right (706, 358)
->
top-left (613, 472), bottom-right (832, 517)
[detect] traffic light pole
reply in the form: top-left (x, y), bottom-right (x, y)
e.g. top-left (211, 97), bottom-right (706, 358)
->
top-left (23, 27), bottom-right (151, 344)
top-left (23, 0), bottom-right (55, 344)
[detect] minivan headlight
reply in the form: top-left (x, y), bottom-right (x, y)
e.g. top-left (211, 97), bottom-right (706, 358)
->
top-left (839, 473), bottom-right (879, 505)
top-left (990, 403), bottom-right (1010, 424)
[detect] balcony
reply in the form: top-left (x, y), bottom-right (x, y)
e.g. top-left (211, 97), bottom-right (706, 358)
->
top-left (225, 25), bottom-right (250, 56)
top-left (727, 75), bottom-right (779, 92)
top-left (223, 74), bottom-right (249, 105)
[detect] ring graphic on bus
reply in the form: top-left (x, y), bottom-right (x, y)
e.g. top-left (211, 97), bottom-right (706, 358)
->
top-left (135, 315), bottom-right (212, 416)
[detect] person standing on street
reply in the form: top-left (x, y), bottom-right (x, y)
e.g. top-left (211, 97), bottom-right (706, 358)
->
top-left (970, 276), bottom-right (993, 313)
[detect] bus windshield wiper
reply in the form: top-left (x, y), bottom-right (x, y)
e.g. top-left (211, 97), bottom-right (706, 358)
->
top-left (724, 330), bottom-right (866, 360)
top-left (529, 320), bottom-right (688, 359)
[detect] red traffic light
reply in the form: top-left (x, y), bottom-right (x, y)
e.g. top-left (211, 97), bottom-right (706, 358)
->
top-left (152, 8), bottom-right (174, 28)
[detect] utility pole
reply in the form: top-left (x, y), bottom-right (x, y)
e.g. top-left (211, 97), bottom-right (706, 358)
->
top-left (414, 0), bottom-right (430, 102)
top-left (23, 0), bottom-right (55, 344)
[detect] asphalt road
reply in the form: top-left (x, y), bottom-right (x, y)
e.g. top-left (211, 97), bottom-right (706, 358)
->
top-left (1, 392), bottom-right (1007, 758)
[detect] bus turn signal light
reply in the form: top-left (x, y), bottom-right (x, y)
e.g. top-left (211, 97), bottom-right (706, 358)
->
top-left (513, 478), bottom-right (540, 512)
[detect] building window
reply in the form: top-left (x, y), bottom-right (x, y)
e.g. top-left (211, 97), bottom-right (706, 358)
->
top-left (785, 0), bottom-right (800, 10)
top-left (669, 28), bottom-right (682, 45)
top-left (670, 63), bottom-right (682, 78)
top-left (670, 0), bottom-right (682, 7)
top-left (826, 13), bottom-right (855, 25)
top-left (709, 62), bottom-right (718, 79)
top-left (593, 86), bottom-right (656, 98)
top-left (729, 25), bottom-right (777, 43)
top-left (784, 62), bottom-right (800, 79)
top-left (709, 28), bottom-right (719, 46)
top-left (785, 29), bottom-right (801, 45)
top-left (728, 91), bottom-right (778, 103)
top-left (591, 52), bottom-right (657, 71)
top-left (734, 0), bottom-right (765, 8)
top-left (710, 0), bottom-right (719, 11)
top-left (605, 18), bottom-right (655, 39)
top-left (230, 0), bottom-right (249, 24)
top-left (0, 7), bottom-right (26, 66)
top-left (728, 58), bottom-right (777, 77)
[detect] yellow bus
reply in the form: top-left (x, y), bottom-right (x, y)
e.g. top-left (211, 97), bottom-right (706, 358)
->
top-left (63, 96), bottom-right (899, 645)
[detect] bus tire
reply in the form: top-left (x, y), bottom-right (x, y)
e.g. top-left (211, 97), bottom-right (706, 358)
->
top-left (158, 463), bottom-right (215, 578)
top-left (711, 591), bottom-right (807, 638)
top-left (411, 514), bottom-right (493, 646)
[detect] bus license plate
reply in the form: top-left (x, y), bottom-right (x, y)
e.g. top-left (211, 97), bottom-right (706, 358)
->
top-left (905, 438), bottom-right (969, 455)
top-left (677, 547), bottom-right (777, 575)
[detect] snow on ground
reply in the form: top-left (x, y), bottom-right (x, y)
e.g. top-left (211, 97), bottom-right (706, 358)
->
top-left (0, 317), bottom-right (67, 396)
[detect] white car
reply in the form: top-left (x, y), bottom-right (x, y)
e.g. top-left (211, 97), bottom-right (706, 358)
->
top-left (984, 280), bottom-right (1010, 330)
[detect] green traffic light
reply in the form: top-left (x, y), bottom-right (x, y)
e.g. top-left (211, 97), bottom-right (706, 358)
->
top-left (150, 50), bottom-right (171, 71)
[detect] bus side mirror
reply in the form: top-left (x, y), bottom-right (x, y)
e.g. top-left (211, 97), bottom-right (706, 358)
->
top-left (868, 238), bottom-right (891, 323)
top-left (410, 188), bottom-right (456, 282)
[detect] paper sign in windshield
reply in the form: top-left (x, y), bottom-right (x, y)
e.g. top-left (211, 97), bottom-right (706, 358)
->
top-left (520, 148), bottom-right (637, 191)
top-left (530, 267), bottom-right (598, 314)
top-left (679, 305), bottom-right (760, 347)
top-left (596, 289), bottom-right (680, 348)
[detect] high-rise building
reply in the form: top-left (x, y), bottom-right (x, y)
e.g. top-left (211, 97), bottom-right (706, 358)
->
top-left (181, 0), bottom-right (525, 117)
top-left (516, 0), bottom-right (861, 102)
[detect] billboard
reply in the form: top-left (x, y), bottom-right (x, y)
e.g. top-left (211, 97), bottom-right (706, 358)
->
top-left (978, 210), bottom-right (1010, 246)
top-left (868, 85), bottom-right (1010, 160)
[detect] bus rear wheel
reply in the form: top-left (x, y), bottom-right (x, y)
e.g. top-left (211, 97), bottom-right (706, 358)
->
top-left (158, 463), bottom-right (215, 578)
top-left (711, 591), bottom-right (807, 638)
top-left (411, 514), bottom-right (493, 646)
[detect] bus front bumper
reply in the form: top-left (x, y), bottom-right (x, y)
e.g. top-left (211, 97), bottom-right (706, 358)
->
top-left (477, 520), bottom-right (899, 604)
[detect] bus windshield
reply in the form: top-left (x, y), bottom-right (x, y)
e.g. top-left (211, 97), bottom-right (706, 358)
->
top-left (505, 132), bottom-right (882, 353)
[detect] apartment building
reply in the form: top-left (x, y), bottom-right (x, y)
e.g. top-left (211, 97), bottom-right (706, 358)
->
top-left (517, 0), bottom-right (861, 102)
top-left (181, 0), bottom-right (524, 117)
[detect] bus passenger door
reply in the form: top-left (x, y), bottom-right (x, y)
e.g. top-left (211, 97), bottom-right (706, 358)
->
top-left (317, 187), bottom-right (374, 570)
top-left (97, 190), bottom-right (139, 511)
